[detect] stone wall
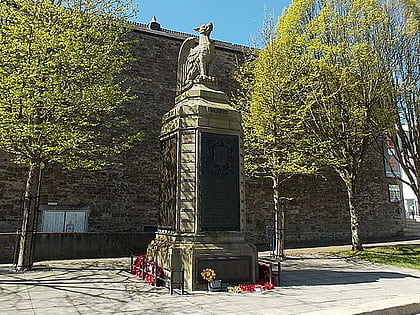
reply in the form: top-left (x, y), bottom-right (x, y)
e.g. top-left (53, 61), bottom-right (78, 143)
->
top-left (245, 152), bottom-right (404, 248)
top-left (0, 232), bottom-right (154, 263)
top-left (0, 23), bottom-right (404, 258)
top-left (0, 154), bottom-right (26, 232)
top-left (248, 178), bottom-right (403, 248)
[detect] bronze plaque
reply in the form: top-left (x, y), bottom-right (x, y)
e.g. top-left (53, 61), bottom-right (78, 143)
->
top-left (200, 132), bottom-right (240, 231)
top-left (196, 256), bottom-right (252, 283)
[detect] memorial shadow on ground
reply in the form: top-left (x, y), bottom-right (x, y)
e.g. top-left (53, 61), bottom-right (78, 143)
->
top-left (280, 269), bottom-right (420, 286)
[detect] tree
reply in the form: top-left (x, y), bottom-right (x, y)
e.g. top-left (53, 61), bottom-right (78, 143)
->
top-left (238, 0), bottom-right (396, 252)
top-left (0, 0), bottom-right (140, 270)
top-left (402, 0), bottom-right (420, 24)
top-left (234, 8), bottom-right (325, 260)
top-left (380, 0), bottom-right (420, 207)
top-left (294, 0), bottom-right (395, 250)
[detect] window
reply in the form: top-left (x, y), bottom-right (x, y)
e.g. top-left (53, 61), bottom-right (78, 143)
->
top-left (40, 210), bottom-right (88, 232)
top-left (383, 136), bottom-right (401, 177)
top-left (388, 184), bottom-right (401, 203)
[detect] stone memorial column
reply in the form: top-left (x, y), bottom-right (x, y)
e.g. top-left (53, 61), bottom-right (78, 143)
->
top-left (147, 23), bottom-right (257, 291)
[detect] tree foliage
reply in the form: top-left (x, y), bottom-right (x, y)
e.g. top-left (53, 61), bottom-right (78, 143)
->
top-left (298, 0), bottom-right (396, 250)
top-left (234, 8), bottom-right (324, 183)
top-left (402, 0), bottom-right (420, 25)
top-left (0, 0), bottom-right (140, 269)
top-left (0, 0), bottom-right (140, 170)
top-left (234, 7), bottom-right (326, 260)
top-left (381, 0), bottom-right (420, 203)
top-left (237, 0), bottom-right (397, 252)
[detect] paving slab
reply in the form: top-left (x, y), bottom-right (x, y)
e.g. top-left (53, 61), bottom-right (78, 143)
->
top-left (1, 241), bottom-right (420, 314)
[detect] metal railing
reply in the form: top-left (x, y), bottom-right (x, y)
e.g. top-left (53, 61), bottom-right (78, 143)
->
top-left (258, 258), bottom-right (281, 286)
top-left (130, 255), bottom-right (184, 295)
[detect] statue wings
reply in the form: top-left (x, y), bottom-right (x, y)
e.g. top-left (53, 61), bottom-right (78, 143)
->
top-left (176, 37), bottom-right (197, 95)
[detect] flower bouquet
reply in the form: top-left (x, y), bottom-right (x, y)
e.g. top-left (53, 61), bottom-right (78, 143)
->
top-left (201, 268), bottom-right (223, 292)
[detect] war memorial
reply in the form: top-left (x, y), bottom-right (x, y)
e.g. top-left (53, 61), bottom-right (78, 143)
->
top-left (145, 23), bottom-right (257, 290)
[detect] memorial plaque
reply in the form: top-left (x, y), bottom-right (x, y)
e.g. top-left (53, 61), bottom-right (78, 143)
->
top-left (159, 135), bottom-right (177, 230)
top-left (199, 132), bottom-right (240, 231)
top-left (196, 256), bottom-right (252, 283)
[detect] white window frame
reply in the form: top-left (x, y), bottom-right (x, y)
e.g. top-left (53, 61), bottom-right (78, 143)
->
top-left (40, 209), bottom-right (89, 232)
top-left (388, 184), bottom-right (401, 203)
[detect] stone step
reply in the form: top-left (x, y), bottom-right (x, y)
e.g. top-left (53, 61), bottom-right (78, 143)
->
top-left (405, 225), bottom-right (420, 230)
top-left (406, 217), bottom-right (420, 222)
top-left (406, 221), bottom-right (420, 226)
top-left (404, 232), bottom-right (420, 237)
top-left (406, 224), bottom-right (420, 228)
top-left (404, 219), bottom-right (420, 236)
top-left (406, 228), bottom-right (420, 231)
top-left (404, 230), bottom-right (420, 236)
top-left (406, 218), bottom-right (420, 224)
top-left (405, 232), bottom-right (420, 236)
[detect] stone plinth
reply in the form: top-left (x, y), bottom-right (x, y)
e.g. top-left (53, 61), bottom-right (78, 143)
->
top-left (147, 82), bottom-right (257, 290)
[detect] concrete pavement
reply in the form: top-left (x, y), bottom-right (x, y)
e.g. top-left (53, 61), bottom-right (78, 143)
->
top-left (1, 240), bottom-right (420, 314)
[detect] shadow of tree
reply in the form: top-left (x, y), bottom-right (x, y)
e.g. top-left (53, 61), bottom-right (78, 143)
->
top-left (0, 264), bottom-right (170, 305)
top-left (280, 269), bottom-right (420, 286)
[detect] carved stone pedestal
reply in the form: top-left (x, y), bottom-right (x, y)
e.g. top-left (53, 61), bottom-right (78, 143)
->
top-left (147, 82), bottom-right (257, 291)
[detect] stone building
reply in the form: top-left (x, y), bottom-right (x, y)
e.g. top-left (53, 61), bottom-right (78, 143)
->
top-left (0, 20), bottom-right (404, 262)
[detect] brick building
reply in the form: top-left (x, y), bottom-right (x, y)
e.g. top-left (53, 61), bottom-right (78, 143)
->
top-left (0, 20), bottom-right (404, 262)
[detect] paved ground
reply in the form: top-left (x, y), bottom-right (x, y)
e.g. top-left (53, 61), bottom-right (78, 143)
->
top-left (1, 240), bottom-right (420, 315)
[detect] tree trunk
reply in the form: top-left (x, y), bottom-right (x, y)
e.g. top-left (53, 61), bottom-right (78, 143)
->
top-left (272, 176), bottom-right (285, 261)
top-left (346, 183), bottom-right (363, 251)
top-left (16, 163), bottom-right (37, 271)
top-left (414, 168), bottom-right (420, 215)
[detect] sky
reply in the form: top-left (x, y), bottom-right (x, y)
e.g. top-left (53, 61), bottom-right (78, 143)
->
top-left (132, 0), bottom-right (292, 46)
